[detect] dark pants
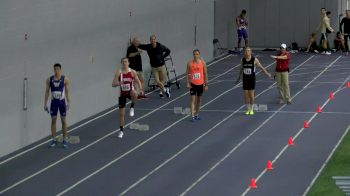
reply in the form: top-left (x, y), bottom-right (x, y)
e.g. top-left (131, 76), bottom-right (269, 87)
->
top-left (344, 34), bottom-right (350, 52)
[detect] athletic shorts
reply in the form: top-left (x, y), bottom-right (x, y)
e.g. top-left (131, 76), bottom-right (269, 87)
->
top-left (119, 93), bottom-right (131, 108)
top-left (190, 83), bottom-right (204, 96)
top-left (243, 77), bottom-right (255, 90)
top-left (237, 29), bottom-right (248, 39)
top-left (50, 99), bottom-right (66, 117)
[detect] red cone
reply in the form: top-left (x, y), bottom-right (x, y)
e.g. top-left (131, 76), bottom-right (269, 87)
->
top-left (304, 121), bottom-right (310, 128)
top-left (288, 137), bottom-right (295, 146)
top-left (346, 82), bottom-right (350, 88)
top-left (266, 160), bottom-right (273, 170)
top-left (329, 92), bottom-right (335, 100)
top-left (249, 178), bottom-right (257, 189)
top-left (317, 105), bottom-right (322, 113)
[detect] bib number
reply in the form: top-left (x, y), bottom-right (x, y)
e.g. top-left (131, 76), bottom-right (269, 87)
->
top-left (192, 73), bottom-right (201, 80)
top-left (243, 68), bottom-right (252, 75)
top-left (52, 91), bottom-right (62, 99)
top-left (121, 83), bottom-right (131, 91)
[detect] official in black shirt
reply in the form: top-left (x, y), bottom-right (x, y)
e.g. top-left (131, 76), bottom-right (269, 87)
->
top-left (138, 35), bottom-right (171, 98)
top-left (127, 37), bottom-right (147, 99)
top-left (340, 10), bottom-right (350, 51)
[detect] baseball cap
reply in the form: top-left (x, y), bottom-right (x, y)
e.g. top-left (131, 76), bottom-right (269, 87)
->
top-left (280, 43), bottom-right (287, 49)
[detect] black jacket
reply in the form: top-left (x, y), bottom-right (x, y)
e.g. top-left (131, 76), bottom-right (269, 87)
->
top-left (139, 42), bottom-right (171, 67)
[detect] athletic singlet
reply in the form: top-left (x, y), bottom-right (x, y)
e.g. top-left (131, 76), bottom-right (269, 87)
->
top-left (119, 68), bottom-right (134, 95)
top-left (237, 16), bottom-right (247, 29)
top-left (50, 75), bottom-right (65, 100)
top-left (189, 59), bottom-right (205, 85)
top-left (242, 57), bottom-right (256, 78)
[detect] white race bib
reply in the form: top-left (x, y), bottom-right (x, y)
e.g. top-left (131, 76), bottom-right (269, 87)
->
top-left (52, 91), bottom-right (62, 99)
top-left (243, 68), bottom-right (252, 75)
top-left (121, 83), bottom-right (131, 91)
top-left (192, 73), bottom-right (201, 80)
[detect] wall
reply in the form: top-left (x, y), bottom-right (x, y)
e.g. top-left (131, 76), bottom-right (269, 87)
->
top-left (214, 0), bottom-right (249, 50)
top-left (0, 0), bottom-right (215, 157)
top-left (248, 0), bottom-right (341, 48)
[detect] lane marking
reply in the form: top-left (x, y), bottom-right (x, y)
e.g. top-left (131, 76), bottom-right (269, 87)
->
top-left (57, 58), bottom-right (282, 195)
top-left (241, 56), bottom-right (344, 196)
top-left (0, 54), bottom-right (233, 166)
top-left (302, 124), bottom-right (350, 196)
top-left (0, 55), bottom-right (240, 194)
top-left (180, 56), bottom-right (342, 195)
top-left (134, 108), bottom-right (350, 115)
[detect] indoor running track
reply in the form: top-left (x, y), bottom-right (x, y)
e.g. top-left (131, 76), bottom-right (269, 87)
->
top-left (1, 52), bottom-right (350, 196)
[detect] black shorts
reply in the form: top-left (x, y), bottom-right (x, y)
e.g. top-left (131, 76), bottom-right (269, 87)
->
top-left (118, 93), bottom-right (131, 108)
top-left (190, 84), bottom-right (204, 96)
top-left (243, 77), bottom-right (255, 90)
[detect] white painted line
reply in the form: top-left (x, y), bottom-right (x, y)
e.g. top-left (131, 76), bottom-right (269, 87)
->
top-left (302, 124), bottom-right (350, 196)
top-left (0, 55), bottom-right (237, 194)
top-left (57, 77), bottom-right (247, 196)
top-left (181, 56), bottom-right (341, 196)
top-left (136, 108), bottom-right (350, 115)
top-left (57, 58), bottom-right (282, 195)
top-left (241, 56), bottom-right (344, 196)
top-left (0, 54), bottom-right (234, 166)
top-left (119, 63), bottom-right (282, 195)
top-left (0, 54), bottom-right (233, 166)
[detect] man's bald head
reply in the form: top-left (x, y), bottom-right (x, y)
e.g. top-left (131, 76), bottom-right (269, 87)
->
top-left (132, 37), bottom-right (140, 47)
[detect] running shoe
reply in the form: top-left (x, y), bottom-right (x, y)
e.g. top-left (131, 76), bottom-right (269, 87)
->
top-left (325, 51), bottom-right (331, 55)
top-left (249, 110), bottom-right (255, 115)
top-left (287, 99), bottom-right (292, 105)
top-left (190, 116), bottom-right (196, 122)
top-left (48, 140), bottom-right (57, 148)
top-left (165, 87), bottom-right (170, 98)
top-left (194, 116), bottom-right (201, 120)
top-left (62, 140), bottom-right (68, 148)
top-left (117, 131), bottom-right (124, 139)
top-left (159, 92), bottom-right (164, 98)
top-left (129, 107), bottom-right (135, 117)
top-left (245, 110), bottom-right (250, 115)
top-left (139, 94), bottom-right (148, 99)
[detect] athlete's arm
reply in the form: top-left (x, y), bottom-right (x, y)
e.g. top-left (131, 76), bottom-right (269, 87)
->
top-left (271, 54), bottom-right (289, 60)
top-left (112, 71), bottom-right (121, 87)
top-left (235, 60), bottom-right (243, 84)
top-left (203, 61), bottom-right (208, 85)
top-left (44, 78), bottom-right (50, 111)
top-left (235, 17), bottom-right (240, 28)
top-left (255, 58), bottom-right (272, 79)
top-left (128, 51), bottom-right (142, 58)
top-left (325, 18), bottom-right (334, 32)
top-left (132, 70), bottom-right (143, 94)
top-left (203, 61), bottom-right (209, 91)
top-left (340, 18), bottom-right (345, 33)
top-left (186, 62), bottom-right (191, 89)
top-left (64, 77), bottom-right (71, 110)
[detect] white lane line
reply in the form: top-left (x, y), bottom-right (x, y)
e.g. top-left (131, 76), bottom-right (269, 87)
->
top-left (119, 70), bottom-right (280, 195)
top-left (181, 56), bottom-right (340, 196)
top-left (241, 56), bottom-right (344, 196)
top-left (135, 108), bottom-right (350, 115)
top-left (57, 58), bottom-right (281, 195)
top-left (302, 124), bottom-right (350, 196)
top-left (0, 55), bottom-right (237, 194)
top-left (0, 54), bottom-right (233, 166)
top-left (118, 56), bottom-right (314, 195)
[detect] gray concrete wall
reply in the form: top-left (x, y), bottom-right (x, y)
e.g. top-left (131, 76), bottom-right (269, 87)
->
top-left (0, 0), bottom-right (216, 157)
top-left (249, 0), bottom-right (341, 48)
